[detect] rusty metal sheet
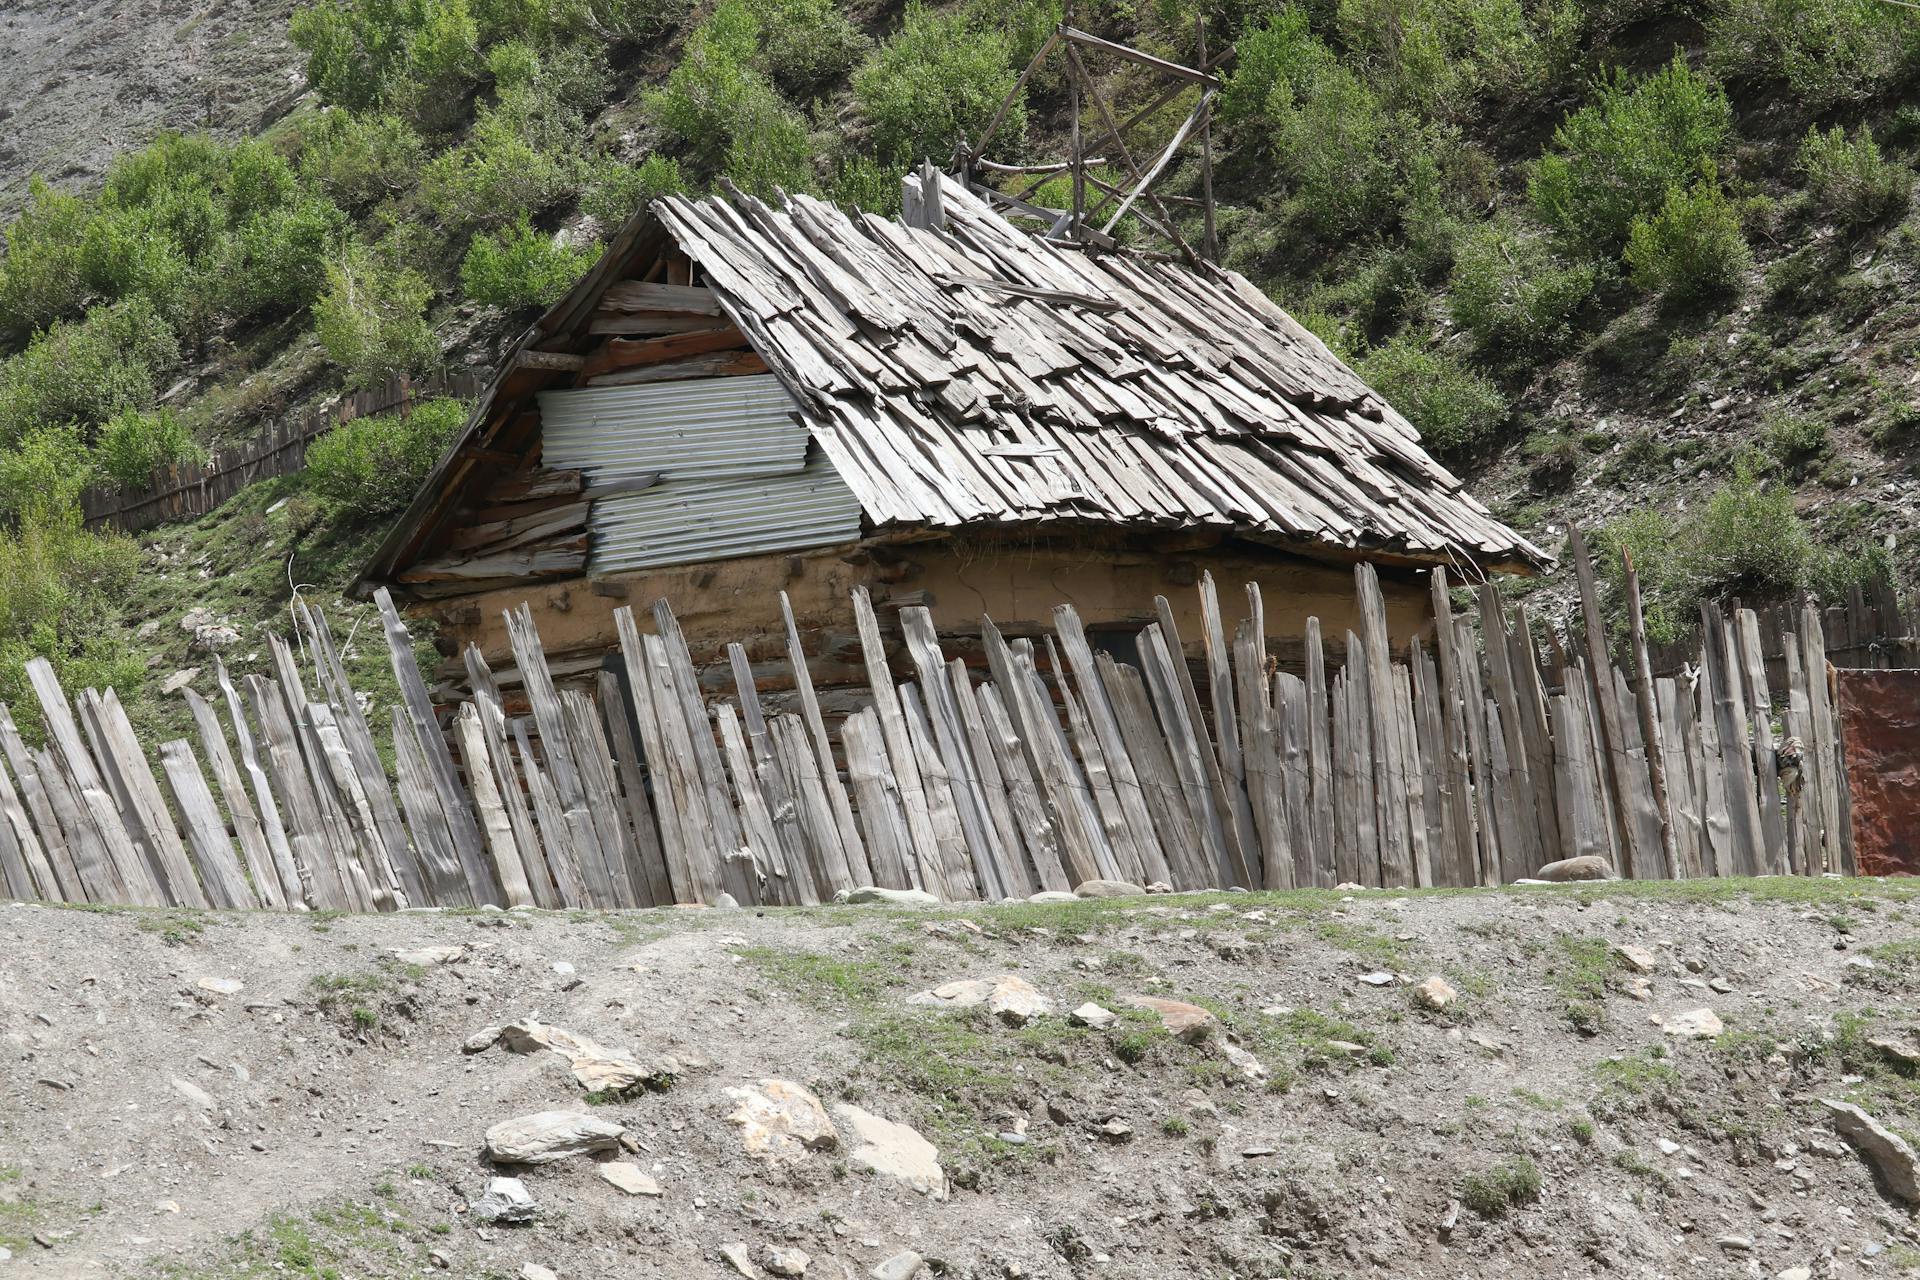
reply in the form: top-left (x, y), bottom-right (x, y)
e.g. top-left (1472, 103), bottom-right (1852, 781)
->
top-left (1835, 668), bottom-right (1920, 877)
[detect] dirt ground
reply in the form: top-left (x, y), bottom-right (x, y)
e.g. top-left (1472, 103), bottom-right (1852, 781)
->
top-left (6, 877), bottom-right (1920, 1280)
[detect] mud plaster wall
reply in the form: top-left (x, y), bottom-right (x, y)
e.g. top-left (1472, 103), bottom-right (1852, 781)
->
top-left (420, 538), bottom-right (1436, 691)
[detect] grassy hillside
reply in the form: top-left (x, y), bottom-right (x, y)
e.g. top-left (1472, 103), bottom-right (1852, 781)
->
top-left (0, 0), bottom-right (1917, 730)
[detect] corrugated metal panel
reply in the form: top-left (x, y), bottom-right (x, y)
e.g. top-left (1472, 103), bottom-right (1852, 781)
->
top-left (539, 375), bottom-right (809, 482)
top-left (590, 455), bottom-right (863, 573)
top-left (536, 374), bottom-right (863, 572)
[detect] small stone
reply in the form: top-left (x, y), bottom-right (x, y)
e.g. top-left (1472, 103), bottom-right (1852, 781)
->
top-left (1074, 879), bottom-right (1145, 898)
top-left (1220, 1040), bottom-right (1267, 1080)
top-left (1709, 977), bottom-right (1733, 994)
top-left (1870, 1037), bottom-right (1920, 1069)
top-left (1358, 971), bottom-right (1396, 987)
top-left (1822, 1098), bottom-right (1920, 1203)
top-left (908, 975), bottom-right (1052, 1025)
top-left (1325, 1040), bottom-right (1368, 1057)
top-left (1145, 880), bottom-right (1173, 893)
top-left (428, 1249), bottom-right (450, 1269)
top-left (1069, 1002), bottom-right (1117, 1029)
top-left (1614, 943), bottom-right (1657, 974)
top-left (1122, 995), bottom-right (1217, 1043)
top-left (520, 1266), bottom-right (557, 1280)
top-left (714, 892), bottom-right (741, 910)
top-left (719, 1242), bottom-right (755, 1277)
top-left (1661, 1008), bottom-right (1724, 1039)
top-left (1097, 1118), bottom-right (1134, 1142)
top-left (392, 945), bottom-right (464, 966)
top-left (1026, 890), bottom-right (1078, 904)
top-left (551, 961), bottom-right (576, 977)
top-left (598, 1163), bottom-right (662, 1196)
top-left (161, 668), bottom-right (201, 695)
top-left (171, 1077), bottom-right (214, 1110)
top-left (764, 1245), bottom-right (811, 1276)
top-left (1657, 1138), bottom-right (1681, 1155)
top-left (1776, 1268), bottom-right (1812, 1280)
top-left (463, 1026), bottom-right (504, 1053)
top-left (834, 1103), bottom-right (947, 1196)
top-left (483, 1112), bottom-right (625, 1164)
top-left (196, 976), bottom-right (243, 996)
top-left (1412, 976), bottom-right (1457, 1011)
top-left (727, 1079), bottom-right (839, 1164)
top-left (840, 885), bottom-right (940, 907)
top-left (1241, 1144), bottom-right (1278, 1158)
top-left (870, 1252), bottom-right (925, 1280)
top-left (1717, 1235), bottom-right (1753, 1252)
top-left (1534, 855), bottom-right (1617, 882)
top-left (468, 1176), bottom-right (537, 1223)
top-left (1624, 976), bottom-right (1652, 1003)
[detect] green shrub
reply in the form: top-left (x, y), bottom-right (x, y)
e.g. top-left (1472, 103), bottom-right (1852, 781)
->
top-left (1798, 124), bottom-right (1911, 226)
top-left (1764, 409), bottom-right (1831, 475)
top-left (1459, 1156), bottom-right (1542, 1217)
top-left (215, 194), bottom-right (351, 319)
top-left (297, 111), bottom-right (428, 207)
top-left (1358, 334), bottom-right (1509, 459)
top-left (1448, 216), bottom-right (1600, 357)
top-left (0, 178), bottom-right (92, 336)
top-left (1529, 56), bottom-right (1734, 251)
top-left (580, 155), bottom-right (688, 229)
top-left (854, 1), bottom-right (1024, 164)
top-left (1708, 0), bottom-right (1920, 107)
top-left (1624, 175), bottom-right (1751, 303)
top-left (1334, 0), bottom-right (1537, 119)
top-left (749, 0), bottom-right (868, 96)
top-left (832, 155), bottom-right (906, 215)
top-left (305, 398), bottom-right (469, 521)
top-left (93, 407), bottom-right (205, 490)
top-left (312, 246), bottom-right (441, 389)
top-left (460, 218), bottom-right (599, 306)
top-left (588, 0), bottom-right (694, 41)
top-left (645, 0), bottom-right (815, 194)
top-left (290, 0), bottom-right (484, 127)
top-left (421, 86), bottom-right (580, 228)
top-left (0, 297), bottom-right (179, 444)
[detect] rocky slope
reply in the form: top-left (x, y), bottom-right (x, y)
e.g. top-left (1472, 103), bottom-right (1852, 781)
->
top-left (6, 878), bottom-right (1920, 1279)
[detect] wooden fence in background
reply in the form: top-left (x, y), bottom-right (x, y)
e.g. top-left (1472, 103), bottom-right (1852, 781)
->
top-left (80, 372), bottom-right (486, 535)
top-left (0, 530), bottom-right (1858, 913)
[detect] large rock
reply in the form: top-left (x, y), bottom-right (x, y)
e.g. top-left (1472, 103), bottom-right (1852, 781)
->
top-left (468, 1176), bottom-right (538, 1223)
top-left (1026, 890), bottom-right (1079, 904)
top-left (1074, 879), bottom-right (1145, 899)
top-left (726, 1079), bottom-right (839, 1163)
top-left (483, 1111), bottom-right (626, 1164)
top-left (832, 1103), bottom-right (947, 1198)
top-left (1613, 943), bottom-right (1657, 974)
top-left (598, 1162), bottom-right (662, 1196)
top-left (839, 886), bottom-right (940, 907)
top-left (1661, 1008), bottom-right (1724, 1039)
top-left (1823, 1098), bottom-right (1920, 1203)
top-left (1069, 1002), bottom-right (1117, 1029)
top-left (1534, 855), bottom-right (1618, 882)
top-left (489, 1019), bottom-right (678, 1094)
top-left (870, 1253), bottom-right (925, 1280)
top-left (1412, 976), bottom-right (1458, 1011)
top-left (765, 1245), bottom-right (811, 1276)
top-left (908, 975), bottom-right (1052, 1025)
top-left (1123, 995), bottom-right (1217, 1043)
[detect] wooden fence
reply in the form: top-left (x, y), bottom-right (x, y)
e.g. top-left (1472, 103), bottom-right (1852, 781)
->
top-left (0, 531), bottom-right (1859, 913)
top-left (81, 372), bottom-right (487, 535)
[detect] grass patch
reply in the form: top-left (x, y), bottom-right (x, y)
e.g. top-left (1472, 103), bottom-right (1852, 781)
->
top-left (735, 942), bottom-right (917, 1009)
top-left (1545, 934), bottom-right (1615, 1034)
top-left (1458, 1156), bottom-right (1541, 1218)
top-left (1591, 1049), bottom-right (1681, 1117)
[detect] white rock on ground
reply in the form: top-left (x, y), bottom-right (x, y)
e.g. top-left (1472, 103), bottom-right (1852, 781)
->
top-left (1614, 943), bottom-right (1657, 974)
top-left (171, 1077), bottom-right (214, 1110)
top-left (725, 1079), bottom-right (839, 1163)
top-left (1822, 1098), bottom-right (1920, 1203)
top-left (468, 1176), bottom-right (538, 1223)
top-left (839, 886), bottom-right (940, 907)
top-left (483, 1111), bottom-right (626, 1164)
top-left (598, 1162), bottom-right (662, 1196)
top-left (1413, 976), bottom-right (1458, 1011)
top-left (1074, 879), bottom-right (1145, 898)
top-left (195, 976), bottom-right (243, 996)
top-left (870, 1252), bottom-right (925, 1280)
top-left (490, 1019), bottom-right (679, 1094)
top-left (1661, 1008), bottom-right (1724, 1039)
top-left (764, 1245), bottom-right (811, 1275)
top-left (519, 1265), bottom-right (557, 1280)
top-left (832, 1103), bottom-right (947, 1198)
top-left (719, 1242), bottom-right (755, 1277)
top-left (1123, 995), bottom-right (1217, 1043)
top-left (908, 974), bottom-right (1053, 1024)
top-left (390, 945), bottom-right (464, 966)
top-left (1534, 855), bottom-right (1617, 881)
top-left (1026, 890), bottom-right (1078, 904)
top-left (1069, 1002), bottom-right (1117, 1029)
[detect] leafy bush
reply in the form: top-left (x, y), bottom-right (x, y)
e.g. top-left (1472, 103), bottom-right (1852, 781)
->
top-left (1529, 56), bottom-right (1733, 251)
top-left (1358, 334), bottom-right (1509, 459)
top-left (1334, 0), bottom-right (1536, 119)
top-left (588, 0), bottom-right (694, 42)
top-left (1708, 0), bottom-right (1920, 107)
top-left (645, 0), bottom-right (816, 194)
top-left (1624, 175), bottom-right (1751, 303)
top-left (1448, 216), bottom-right (1600, 357)
top-left (93, 407), bottom-right (205, 490)
top-left (854, 2), bottom-right (1024, 164)
top-left (460, 218), bottom-right (599, 306)
top-left (748, 0), bottom-right (869, 96)
top-left (1764, 409), bottom-right (1831, 475)
top-left (832, 155), bottom-right (906, 215)
top-left (420, 86), bottom-right (581, 228)
top-left (216, 193), bottom-right (351, 320)
top-left (0, 178), bottom-right (92, 336)
top-left (297, 111), bottom-right (429, 207)
top-left (580, 155), bottom-right (688, 229)
top-left (291, 0), bottom-right (484, 127)
top-left (0, 425), bottom-right (143, 709)
top-left (1460, 1156), bottom-right (1542, 1218)
top-left (1797, 124), bottom-right (1911, 226)
top-left (305, 398), bottom-right (469, 521)
top-left (313, 246), bottom-right (441, 388)
top-left (0, 297), bottom-right (179, 444)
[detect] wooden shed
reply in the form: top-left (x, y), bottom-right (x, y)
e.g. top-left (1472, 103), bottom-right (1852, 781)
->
top-left (354, 171), bottom-right (1546, 699)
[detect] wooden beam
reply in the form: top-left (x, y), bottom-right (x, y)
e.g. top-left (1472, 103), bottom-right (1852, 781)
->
top-left (1060, 27), bottom-right (1220, 86)
top-left (515, 349), bottom-right (587, 372)
top-left (599, 281), bottom-right (723, 315)
top-left (579, 327), bottom-right (748, 379)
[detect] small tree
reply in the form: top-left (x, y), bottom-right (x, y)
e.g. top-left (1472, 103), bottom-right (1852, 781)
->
top-left (313, 247), bottom-right (440, 389)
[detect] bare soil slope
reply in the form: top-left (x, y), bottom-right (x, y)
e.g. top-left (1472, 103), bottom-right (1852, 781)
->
top-left (5, 879), bottom-right (1920, 1279)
